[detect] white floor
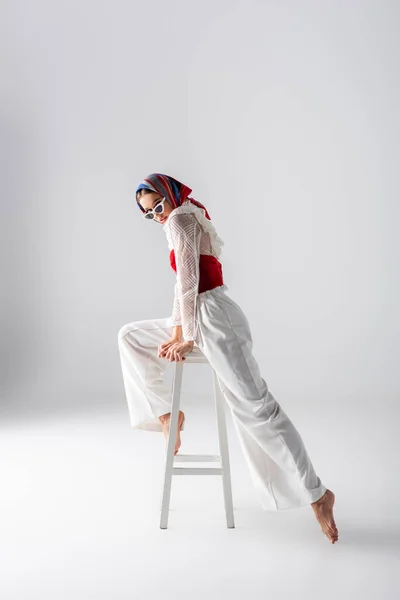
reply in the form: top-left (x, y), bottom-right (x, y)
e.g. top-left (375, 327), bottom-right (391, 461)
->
top-left (1, 394), bottom-right (399, 600)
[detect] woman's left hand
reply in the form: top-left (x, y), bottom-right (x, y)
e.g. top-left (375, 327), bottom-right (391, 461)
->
top-left (159, 340), bottom-right (194, 362)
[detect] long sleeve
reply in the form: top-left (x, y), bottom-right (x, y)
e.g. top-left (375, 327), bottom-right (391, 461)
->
top-left (170, 281), bottom-right (182, 326)
top-left (169, 213), bottom-right (201, 341)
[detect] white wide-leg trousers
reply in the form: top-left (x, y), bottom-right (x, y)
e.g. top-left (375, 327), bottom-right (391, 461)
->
top-left (117, 285), bottom-right (327, 511)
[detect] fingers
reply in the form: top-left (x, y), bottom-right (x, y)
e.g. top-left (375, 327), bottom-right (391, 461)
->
top-left (160, 342), bottom-right (188, 362)
top-left (167, 349), bottom-right (179, 362)
top-left (158, 341), bottom-right (172, 358)
top-left (165, 348), bottom-right (185, 362)
top-left (159, 341), bottom-right (170, 351)
top-left (166, 343), bottom-right (177, 362)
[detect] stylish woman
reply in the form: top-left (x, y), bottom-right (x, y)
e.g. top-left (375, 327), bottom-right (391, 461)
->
top-left (118, 173), bottom-right (338, 543)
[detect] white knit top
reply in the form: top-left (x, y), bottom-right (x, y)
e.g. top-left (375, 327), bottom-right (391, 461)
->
top-left (163, 200), bottom-right (225, 341)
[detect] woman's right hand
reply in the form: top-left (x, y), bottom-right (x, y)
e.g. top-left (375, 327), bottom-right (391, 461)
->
top-left (158, 337), bottom-right (183, 360)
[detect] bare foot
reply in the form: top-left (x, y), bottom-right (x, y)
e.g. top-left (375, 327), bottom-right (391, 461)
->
top-left (159, 411), bottom-right (185, 455)
top-left (311, 489), bottom-right (338, 543)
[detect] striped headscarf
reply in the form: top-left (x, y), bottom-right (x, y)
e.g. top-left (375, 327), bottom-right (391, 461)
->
top-left (136, 173), bottom-right (211, 220)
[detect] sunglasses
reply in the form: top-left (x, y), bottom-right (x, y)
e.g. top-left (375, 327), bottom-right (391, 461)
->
top-left (143, 197), bottom-right (168, 220)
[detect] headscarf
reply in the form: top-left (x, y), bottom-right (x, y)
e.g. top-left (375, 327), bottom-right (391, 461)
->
top-left (135, 173), bottom-right (211, 220)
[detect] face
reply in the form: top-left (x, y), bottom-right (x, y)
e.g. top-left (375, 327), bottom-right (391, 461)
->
top-left (139, 191), bottom-right (173, 224)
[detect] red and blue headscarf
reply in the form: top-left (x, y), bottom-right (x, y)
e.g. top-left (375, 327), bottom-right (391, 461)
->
top-left (136, 173), bottom-right (211, 220)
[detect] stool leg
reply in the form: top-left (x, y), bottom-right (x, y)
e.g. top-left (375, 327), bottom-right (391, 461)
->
top-left (212, 370), bottom-right (235, 529)
top-left (160, 361), bottom-right (184, 529)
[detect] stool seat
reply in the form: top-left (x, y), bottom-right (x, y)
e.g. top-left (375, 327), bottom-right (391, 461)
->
top-left (179, 344), bottom-right (209, 363)
top-left (160, 345), bottom-right (235, 529)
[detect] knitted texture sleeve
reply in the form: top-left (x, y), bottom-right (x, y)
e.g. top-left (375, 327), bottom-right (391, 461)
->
top-left (168, 212), bottom-right (201, 342)
top-left (171, 281), bottom-right (182, 326)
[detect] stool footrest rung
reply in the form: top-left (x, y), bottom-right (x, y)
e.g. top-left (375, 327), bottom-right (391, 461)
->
top-left (173, 454), bottom-right (221, 463)
top-left (172, 466), bottom-right (223, 475)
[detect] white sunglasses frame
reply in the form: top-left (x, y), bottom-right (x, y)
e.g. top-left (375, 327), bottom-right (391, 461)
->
top-left (143, 196), bottom-right (168, 220)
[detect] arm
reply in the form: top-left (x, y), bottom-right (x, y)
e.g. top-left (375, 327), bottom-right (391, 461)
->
top-left (171, 281), bottom-right (182, 326)
top-left (172, 325), bottom-right (182, 341)
top-left (169, 213), bottom-right (201, 342)
top-left (171, 282), bottom-right (182, 340)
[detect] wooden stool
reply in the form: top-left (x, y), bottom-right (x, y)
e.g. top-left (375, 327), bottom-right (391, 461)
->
top-left (160, 345), bottom-right (235, 529)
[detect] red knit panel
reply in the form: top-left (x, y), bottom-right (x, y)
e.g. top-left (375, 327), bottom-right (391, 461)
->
top-left (169, 249), bottom-right (224, 293)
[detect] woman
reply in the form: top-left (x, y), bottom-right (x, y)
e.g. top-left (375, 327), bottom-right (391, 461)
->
top-left (118, 173), bottom-right (338, 543)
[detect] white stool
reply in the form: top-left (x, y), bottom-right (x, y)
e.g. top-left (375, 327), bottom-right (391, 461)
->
top-left (160, 345), bottom-right (235, 529)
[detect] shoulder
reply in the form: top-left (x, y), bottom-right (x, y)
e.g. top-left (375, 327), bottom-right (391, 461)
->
top-left (167, 209), bottom-right (200, 236)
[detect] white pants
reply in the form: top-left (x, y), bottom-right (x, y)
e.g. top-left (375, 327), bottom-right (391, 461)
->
top-left (117, 285), bottom-right (327, 511)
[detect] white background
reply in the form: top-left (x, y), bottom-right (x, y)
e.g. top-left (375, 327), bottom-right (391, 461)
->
top-left (1, 1), bottom-right (399, 598)
top-left (1, 0), bottom-right (399, 411)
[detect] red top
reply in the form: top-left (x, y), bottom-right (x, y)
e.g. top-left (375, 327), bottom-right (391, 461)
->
top-left (169, 249), bottom-right (224, 294)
